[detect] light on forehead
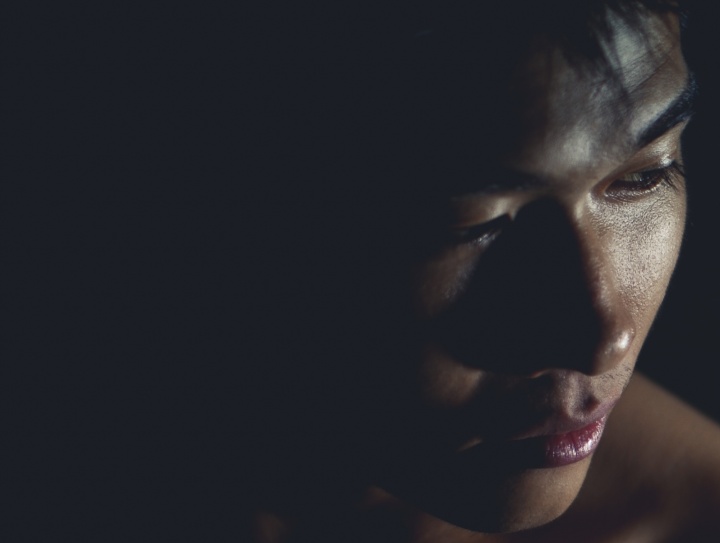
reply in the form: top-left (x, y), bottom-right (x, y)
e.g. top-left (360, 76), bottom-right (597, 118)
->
top-left (491, 15), bottom-right (688, 188)
top-left (601, 8), bottom-right (681, 92)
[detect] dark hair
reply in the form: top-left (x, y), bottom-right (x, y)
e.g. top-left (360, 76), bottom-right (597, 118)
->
top-left (248, 0), bottom-right (690, 274)
top-left (263, 0), bottom-right (684, 74)
top-left (263, 0), bottom-right (686, 144)
top-left (254, 0), bottom-right (687, 218)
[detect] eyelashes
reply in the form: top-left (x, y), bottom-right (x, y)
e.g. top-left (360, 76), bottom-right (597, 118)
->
top-left (448, 214), bottom-right (511, 245)
top-left (444, 161), bottom-right (686, 246)
top-left (606, 160), bottom-right (686, 198)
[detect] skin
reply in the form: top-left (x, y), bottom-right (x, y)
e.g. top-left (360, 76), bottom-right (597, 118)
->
top-left (378, 11), bottom-right (688, 531)
top-left (249, 8), bottom-right (720, 543)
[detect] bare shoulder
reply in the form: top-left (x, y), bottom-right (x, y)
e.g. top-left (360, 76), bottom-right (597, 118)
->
top-left (581, 373), bottom-right (720, 542)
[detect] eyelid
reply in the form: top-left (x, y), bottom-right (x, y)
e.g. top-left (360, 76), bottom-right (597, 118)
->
top-left (605, 160), bottom-right (685, 200)
top-left (633, 120), bottom-right (688, 162)
top-left (600, 120), bottom-right (687, 191)
top-left (448, 214), bottom-right (511, 245)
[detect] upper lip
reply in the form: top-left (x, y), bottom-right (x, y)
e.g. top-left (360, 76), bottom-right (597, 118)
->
top-left (455, 398), bottom-right (618, 453)
top-left (519, 398), bottom-right (618, 439)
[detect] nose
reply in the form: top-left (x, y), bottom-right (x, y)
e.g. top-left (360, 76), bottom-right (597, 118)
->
top-left (432, 198), bottom-right (636, 377)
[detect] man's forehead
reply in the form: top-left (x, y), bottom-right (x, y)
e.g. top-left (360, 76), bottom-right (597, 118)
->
top-left (610, 9), bottom-right (682, 92)
top-left (500, 13), bottom-right (687, 183)
top-left (349, 9), bottom-right (688, 198)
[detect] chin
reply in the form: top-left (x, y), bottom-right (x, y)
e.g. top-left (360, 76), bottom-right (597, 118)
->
top-left (377, 455), bottom-right (592, 534)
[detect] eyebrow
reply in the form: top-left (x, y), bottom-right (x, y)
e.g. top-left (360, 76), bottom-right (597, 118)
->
top-left (445, 74), bottom-right (699, 199)
top-left (635, 72), bottom-right (697, 149)
top-left (455, 72), bottom-right (698, 197)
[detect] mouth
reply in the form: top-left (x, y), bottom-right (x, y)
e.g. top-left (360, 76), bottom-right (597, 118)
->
top-left (458, 411), bottom-right (611, 469)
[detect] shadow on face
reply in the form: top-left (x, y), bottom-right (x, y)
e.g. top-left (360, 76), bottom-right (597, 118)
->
top-left (244, 2), bottom-right (689, 535)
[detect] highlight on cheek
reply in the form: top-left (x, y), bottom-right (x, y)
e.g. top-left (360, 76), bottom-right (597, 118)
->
top-left (608, 183), bottom-right (686, 320)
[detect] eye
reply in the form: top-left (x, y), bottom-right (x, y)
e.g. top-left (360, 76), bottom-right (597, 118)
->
top-left (606, 161), bottom-right (685, 200)
top-left (448, 214), bottom-right (511, 245)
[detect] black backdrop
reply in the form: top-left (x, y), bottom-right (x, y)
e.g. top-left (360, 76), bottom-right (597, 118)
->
top-left (4, 2), bottom-right (719, 540)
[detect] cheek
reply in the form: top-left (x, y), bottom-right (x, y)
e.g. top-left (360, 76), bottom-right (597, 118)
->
top-left (409, 246), bottom-right (484, 319)
top-left (601, 190), bottom-right (686, 323)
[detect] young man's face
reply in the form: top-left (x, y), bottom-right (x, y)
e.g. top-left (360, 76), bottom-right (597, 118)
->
top-left (336, 10), bottom-right (691, 533)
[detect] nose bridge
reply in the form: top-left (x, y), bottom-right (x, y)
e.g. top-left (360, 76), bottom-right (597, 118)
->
top-left (549, 201), bottom-right (636, 375)
top-left (437, 197), bottom-right (636, 377)
top-left (514, 198), bottom-right (637, 376)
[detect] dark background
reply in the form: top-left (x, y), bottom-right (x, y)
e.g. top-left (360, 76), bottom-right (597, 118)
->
top-left (3, 2), bottom-right (719, 540)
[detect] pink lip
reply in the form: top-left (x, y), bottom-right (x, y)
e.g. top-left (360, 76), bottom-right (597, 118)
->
top-left (538, 415), bottom-right (608, 467)
top-left (456, 415), bottom-right (609, 470)
top-left (456, 400), bottom-right (618, 469)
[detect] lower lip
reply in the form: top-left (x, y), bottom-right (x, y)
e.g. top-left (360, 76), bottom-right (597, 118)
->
top-left (540, 416), bottom-right (608, 467)
top-left (459, 416), bottom-right (608, 470)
